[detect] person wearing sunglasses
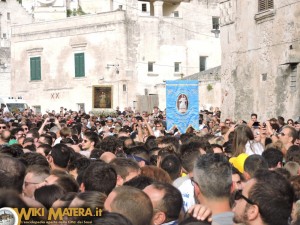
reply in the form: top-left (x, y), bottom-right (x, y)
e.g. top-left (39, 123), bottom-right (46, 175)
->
top-left (0, 120), bottom-right (7, 134)
top-left (232, 169), bottom-right (294, 225)
top-left (278, 126), bottom-right (298, 155)
top-left (80, 131), bottom-right (100, 158)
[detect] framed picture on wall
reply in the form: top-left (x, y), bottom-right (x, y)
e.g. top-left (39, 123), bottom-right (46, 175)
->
top-left (93, 86), bottom-right (113, 109)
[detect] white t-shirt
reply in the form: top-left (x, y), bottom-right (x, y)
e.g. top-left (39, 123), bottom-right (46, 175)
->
top-left (177, 178), bottom-right (195, 212)
top-left (245, 140), bottom-right (264, 155)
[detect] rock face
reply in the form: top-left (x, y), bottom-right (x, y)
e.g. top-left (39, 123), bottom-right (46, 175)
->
top-left (220, 0), bottom-right (300, 121)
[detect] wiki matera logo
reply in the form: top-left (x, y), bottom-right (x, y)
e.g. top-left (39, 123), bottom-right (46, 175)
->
top-left (0, 208), bottom-right (18, 225)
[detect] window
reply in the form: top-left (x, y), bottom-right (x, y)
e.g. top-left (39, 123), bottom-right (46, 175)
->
top-left (174, 62), bottom-right (181, 72)
top-left (212, 17), bottom-right (220, 30)
top-left (173, 11), bottom-right (179, 17)
top-left (30, 57), bottom-right (41, 81)
top-left (74, 53), bottom-right (85, 77)
top-left (290, 64), bottom-right (297, 92)
top-left (142, 3), bottom-right (147, 12)
top-left (148, 62), bottom-right (154, 72)
top-left (32, 105), bottom-right (41, 114)
top-left (2, 33), bottom-right (6, 39)
top-left (7, 12), bottom-right (10, 20)
top-left (258, 0), bottom-right (274, 12)
top-left (123, 84), bottom-right (127, 92)
top-left (199, 56), bottom-right (207, 72)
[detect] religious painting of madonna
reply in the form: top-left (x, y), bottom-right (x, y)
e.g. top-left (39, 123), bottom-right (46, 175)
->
top-left (93, 86), bottom-right (113, 109)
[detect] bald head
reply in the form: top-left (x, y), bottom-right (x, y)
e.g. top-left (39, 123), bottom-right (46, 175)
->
top-left (100, 152), bottom-right (116, 163)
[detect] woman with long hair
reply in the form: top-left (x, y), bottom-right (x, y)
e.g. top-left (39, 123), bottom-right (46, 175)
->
top-left (232, 124), bottom-right (264, 157)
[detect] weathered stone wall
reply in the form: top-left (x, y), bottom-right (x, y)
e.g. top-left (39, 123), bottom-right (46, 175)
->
top-left (0, 0), bottom-right (32, 97)
top-left (220, 0), bottom-right (300, 121)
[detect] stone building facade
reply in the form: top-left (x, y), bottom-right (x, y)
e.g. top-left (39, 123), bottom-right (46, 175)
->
top-left (10, 0), bottom-right (221, 113)
top-left (220, 0), bottom-right (300, 121)
top-left (0, 0), bottom-right (32, 97)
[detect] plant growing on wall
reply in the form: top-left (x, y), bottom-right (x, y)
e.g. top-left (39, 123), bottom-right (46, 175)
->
top-left (77, 6), bottom-right (86, 15)
top-left (207, 84), bottom-right (213, 91)
top-left (67, 9), bottom-right (72, 17)
top-left (67, 6), bottom-right (86, 17)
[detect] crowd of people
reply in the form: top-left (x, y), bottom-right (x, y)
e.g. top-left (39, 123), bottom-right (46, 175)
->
top-left (0, 106), bottom-right (299, 225)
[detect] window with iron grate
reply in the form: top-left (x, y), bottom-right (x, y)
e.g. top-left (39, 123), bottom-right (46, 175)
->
top-left (258, 0), bottom-right (274, 12)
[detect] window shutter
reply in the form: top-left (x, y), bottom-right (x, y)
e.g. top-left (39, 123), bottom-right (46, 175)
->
top-left (30, 57), bottom-right (41, 80)
top-left (75, 53), bottom-right (85, 77)
top-left (36, 57), bottom-right (41, 80)
top-left (258, 0), bottom-right (266, 11)
top-left (267, 0), bottom-right (274, 9)
top-left (79, 53), bottom-right (85, 76)
top-left (258, 0), bottom-right (273, 11)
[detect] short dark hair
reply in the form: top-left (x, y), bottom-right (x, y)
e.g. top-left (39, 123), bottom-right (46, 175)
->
top-left (109, 158), bottom-right (140, 180)
top-left (179, 217), bottom-right (211, 225)
top-left (151, 182), bottom-right (183, 222)
top-left (0, 145), bottom-right (24, 158)
top-left (40, 134), bottom-right (53, 146)
top-left (20, 152), bottom-right (49, 168)
top-left (278, 116), bottom-right (285, 125)
top-left (55, 173), bottom-right (79, 193)
top-left (11, 127), bottom-right (24, 137)
top-left (68, 157), bottom-right (91, 173)
top-left (90, 149), bottom-right (104, 159)
top-left (75, 191), bottom-right (107, 212)
top-left (27, 130), bottom-right (40, 139)
top-left (180, 143), bottom-right (201, 173)
top-left (156, 136), bottom-right (180, 154)
top-left (250, 169), bottom-right (294, 225)
top-left (251, 113), bottom-right (257, 118)
top-left (144, 136), bottom-right (158, 151)
top-left (84, 131), bottom-right (100, 147)
top-left (51, 144), bottom-right (74, 168)
top-left (82, 162), bottom-right (117, 195)
top-left (179, 133), bottom-right (195, 145)
top-left (38, 144), bottom-right (52, 156)
top-left (34, 184), bottom-right (65, 209)
top-left (100, 136), bottom-right (119, 153)
top-left (123, 176), bottom-right (154, 190)
top-left (244, 154), bottom-right (268, 178)
top-left (94, 212), bottom-right (133, 225)
top-left (262, 148), bottom-right (283, 168)
top-left (160, 154), bottom-right (181, 180)
top-left (128, 145), bottom-right (150, 163)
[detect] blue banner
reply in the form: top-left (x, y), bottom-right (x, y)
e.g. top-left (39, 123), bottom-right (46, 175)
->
top-left (166, 80), bottom-right (199, 133)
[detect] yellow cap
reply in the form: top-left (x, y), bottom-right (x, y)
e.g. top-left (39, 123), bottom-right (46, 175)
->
top-left (229, 153), bottom-right (249, 173)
